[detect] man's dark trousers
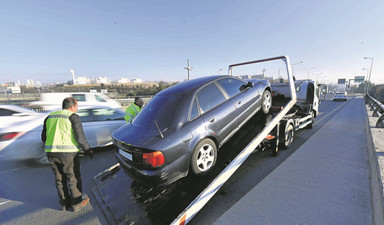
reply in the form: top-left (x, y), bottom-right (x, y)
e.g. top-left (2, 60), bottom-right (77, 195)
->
top-left (48, 155), bottom-right (83, 207)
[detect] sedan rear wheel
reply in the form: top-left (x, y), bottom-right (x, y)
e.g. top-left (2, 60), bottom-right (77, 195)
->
top-left (261, 89), bottom-right (272, 114)
top-left (191, 139), bottom-right (217, 175)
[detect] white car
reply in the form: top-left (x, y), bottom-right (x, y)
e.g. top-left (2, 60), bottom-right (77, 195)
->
top-left (0, 106), bottom-right (127, 164)
top-left (0, 104), bottom-right (42, 129)
top-left (28, 92), bottom-right (121, 111)
top-left (332, 92), bottom-right (347, 101)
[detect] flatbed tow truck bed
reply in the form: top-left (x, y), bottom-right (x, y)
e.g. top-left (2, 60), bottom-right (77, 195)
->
top-left (91, 115), bottom-right (269, 225)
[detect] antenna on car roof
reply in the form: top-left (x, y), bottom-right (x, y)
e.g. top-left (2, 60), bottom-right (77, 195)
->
top-left (154, 120), bottom-right (164, 138)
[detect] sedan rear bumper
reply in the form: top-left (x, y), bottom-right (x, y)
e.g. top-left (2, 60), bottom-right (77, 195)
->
top-left (115, 151), bottom-right (189, 186)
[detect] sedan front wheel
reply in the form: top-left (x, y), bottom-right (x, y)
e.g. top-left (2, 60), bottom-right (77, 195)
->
top-left (261, 89), bottom-right (272, 114)
top-left (191, 139), bottom-right (217, 175)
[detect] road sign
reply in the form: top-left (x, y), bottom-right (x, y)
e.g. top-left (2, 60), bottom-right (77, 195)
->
top-left (354, 76), bottom-right (365, 83)
top-left (337, 79), bottom-right (346, 84)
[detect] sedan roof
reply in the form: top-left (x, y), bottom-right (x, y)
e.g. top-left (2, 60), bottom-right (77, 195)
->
top-left (158, 75), bottom-right (224, 96)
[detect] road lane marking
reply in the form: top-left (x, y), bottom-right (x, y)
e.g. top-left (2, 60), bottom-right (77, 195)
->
top-left (0, 200), bottom-right (11, 206)
top-left (316, 100), bottom-right (349, 125)
top-left (0, 167), bottom-right (22, 175)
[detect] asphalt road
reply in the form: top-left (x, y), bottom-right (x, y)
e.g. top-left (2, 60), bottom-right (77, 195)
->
top-left (0, 94), bottom-right (352, 225)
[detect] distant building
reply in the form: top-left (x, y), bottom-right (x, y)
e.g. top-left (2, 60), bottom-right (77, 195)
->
top-left (131, 78), bottom-right (142, 83)
top-left (252, 74), bottom-right (266, 79)
top-left (114, 78), bottom-right (131, 84)
top-left (26, 79), bottom-right (42, 87)
top-left (7, 86), bottom-right (21, 94)
top-left (239, 75), bottom-right (251, 79)
top-left (75, 77), bottom-right (91, 85)
top-left (96, 76), bottom-right (111, 84)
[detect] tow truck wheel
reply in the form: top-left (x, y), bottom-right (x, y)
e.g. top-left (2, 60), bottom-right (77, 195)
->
top-left (281, 123), bottom-right (294, 149)
top-left (261, 89), bottom-right (272, 114)
top-left (307, 111), bottom-right (315, 129)
top-left (191, 139), bottom-right (217, 175)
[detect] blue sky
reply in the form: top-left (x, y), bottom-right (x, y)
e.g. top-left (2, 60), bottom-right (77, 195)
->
top-left (1, 0), bottom-right (383, 84)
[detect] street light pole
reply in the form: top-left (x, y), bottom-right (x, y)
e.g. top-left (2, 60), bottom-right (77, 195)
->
top-left (362, 68), bottom-right (369, 93)
top-left (363, 57), bottom-right (374, 93)
top-left (184, 59), bottom-right (193, 80)
top-left (313, 72), bottom-right (323, 83)
top-left (304, 67), bottom-right (315, 80)
top-left (291, 61), bottom-right (303, 77)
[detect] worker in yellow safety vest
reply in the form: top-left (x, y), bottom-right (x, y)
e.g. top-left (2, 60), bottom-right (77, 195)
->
top-left (41, 97), bottom-right (93, 212)
top-left (125, 97), bottom-right (144, 123)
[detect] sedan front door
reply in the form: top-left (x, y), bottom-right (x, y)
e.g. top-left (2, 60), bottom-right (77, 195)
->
top-left (197, 83), bottom-right (238, 145)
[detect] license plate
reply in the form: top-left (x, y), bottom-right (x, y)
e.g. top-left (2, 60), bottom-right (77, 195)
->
top-left (119, 149), bottom-right (132, 161)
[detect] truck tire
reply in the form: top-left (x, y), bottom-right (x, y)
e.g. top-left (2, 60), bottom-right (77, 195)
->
top-left (306, 111), bottom-right (315, 129)
top-left (281, 123), bottom-right (294, 149)
top-left (190, 139), bottom-right (217, 175)
top-left (261, 89), bottom-right (272, 114)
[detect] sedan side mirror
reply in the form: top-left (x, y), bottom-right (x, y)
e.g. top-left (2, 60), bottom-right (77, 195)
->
top-left (240, 82), bottom-right (254, 91)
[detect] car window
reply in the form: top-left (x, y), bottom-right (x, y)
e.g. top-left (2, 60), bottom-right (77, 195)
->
top-left (133, 94), bottom-right (184, 129)
top-left (95, 95), bottom-right (107, 102)
top-left (72, 94), bottom-right (86, 102)
top-left (92, 108), bottom-right (124, 121)
top-left (189, 99), bottom-right (199, 120)
top-left (216, 78), bottom-right (246, 97)
top-left (295, 82), bottom-right (303, 92)
top-left (197, 83), bottom-right (227, 113)
top-left (0, 108), bottom-right (17, 116)
top-left (77, 109), bottom-right (93, 122)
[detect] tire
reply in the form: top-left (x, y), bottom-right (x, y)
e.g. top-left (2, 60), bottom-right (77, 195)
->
top-left (261, 89), bottom-right (272, 114)
top-left (280, 123), bottom-right (294, 149)
top-left (190, 139), bottom-right (217, 175)
top-left (307, 111), bottom-right (314, 129)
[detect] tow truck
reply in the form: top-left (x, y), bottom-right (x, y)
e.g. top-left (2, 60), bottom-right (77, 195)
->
top-left (91, 56), bottom-right (320, 225)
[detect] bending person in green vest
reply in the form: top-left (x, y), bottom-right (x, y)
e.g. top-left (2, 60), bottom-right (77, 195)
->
top-left (125, 97), bottom-right (144, 123)
top-left (41, 97), bottom-right (93, 212)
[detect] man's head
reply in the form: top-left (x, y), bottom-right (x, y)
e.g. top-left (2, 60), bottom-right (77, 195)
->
top-left (134, 97), bottom-right (144, 108)
top-left (62, 97), bottom-right (78, 113)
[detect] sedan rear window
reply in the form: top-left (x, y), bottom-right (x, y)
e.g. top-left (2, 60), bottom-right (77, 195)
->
top-left (133, 94), bottom-right (184, 129)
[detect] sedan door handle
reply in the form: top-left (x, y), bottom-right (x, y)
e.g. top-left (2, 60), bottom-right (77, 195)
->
top-left (237, 101), bottom-right (241, 105)
top-left (209, 118), bottom-right (215, 123)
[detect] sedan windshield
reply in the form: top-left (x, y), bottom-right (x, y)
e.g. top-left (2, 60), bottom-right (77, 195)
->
top-left (133, 94), bottom-right (184, 130)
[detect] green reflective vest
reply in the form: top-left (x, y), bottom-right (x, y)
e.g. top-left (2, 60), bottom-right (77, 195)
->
top-left (45, 110), bottom-right (80, 153)
top-left (124, 103), bottom-right (141, 123)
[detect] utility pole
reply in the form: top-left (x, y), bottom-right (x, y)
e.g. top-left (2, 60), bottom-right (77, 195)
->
top-left (184, 59), bottom-right (193, 80)
top-left (304, 67), bottom-right (315, 80)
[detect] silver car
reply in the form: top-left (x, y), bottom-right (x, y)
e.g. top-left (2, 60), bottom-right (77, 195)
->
top-left (0, 105), bottom-right (126, 164)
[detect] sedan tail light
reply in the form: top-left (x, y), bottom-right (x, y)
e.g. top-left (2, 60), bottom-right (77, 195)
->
top-left (0, 132), bottom-right (21, 141)
top-left (143, 151), bottom-right (165, 168)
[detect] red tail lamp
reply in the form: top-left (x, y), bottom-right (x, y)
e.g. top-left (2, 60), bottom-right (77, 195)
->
top-left (143, 151), bottom-right (165, 168)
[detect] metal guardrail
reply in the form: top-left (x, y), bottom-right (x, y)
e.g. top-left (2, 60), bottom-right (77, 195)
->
top-left (366, 94), bottom-right (384, 128)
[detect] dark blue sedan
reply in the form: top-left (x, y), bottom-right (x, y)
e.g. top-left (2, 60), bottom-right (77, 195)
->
top-left (112, 75), bottom-right (271, 185)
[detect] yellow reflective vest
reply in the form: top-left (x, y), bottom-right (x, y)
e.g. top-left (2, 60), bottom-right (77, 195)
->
top-left (124, 103), bottom-right (141, 123)
top-left (44, 110), bottom-right (80, 153)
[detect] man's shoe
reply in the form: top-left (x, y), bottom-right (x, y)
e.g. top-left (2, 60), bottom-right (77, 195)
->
top-left (61, 205), bottom-right (67, 211)
top-left (72, 197), bottom-right (89, 212)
